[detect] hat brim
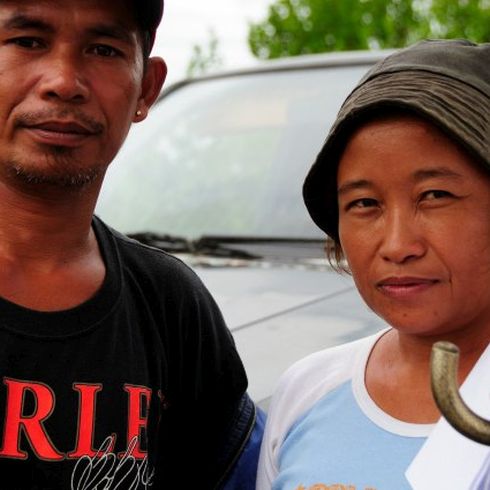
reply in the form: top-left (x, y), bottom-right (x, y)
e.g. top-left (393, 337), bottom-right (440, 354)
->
top-left (303, 70), bottom-right (490, 240)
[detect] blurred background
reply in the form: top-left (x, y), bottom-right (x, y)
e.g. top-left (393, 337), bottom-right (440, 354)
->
top-left (151, 0), bottom-right (490, 84)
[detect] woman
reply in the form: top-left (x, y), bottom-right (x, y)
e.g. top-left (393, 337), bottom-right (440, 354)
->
top-left (256, 39), bottom-right (490, 489)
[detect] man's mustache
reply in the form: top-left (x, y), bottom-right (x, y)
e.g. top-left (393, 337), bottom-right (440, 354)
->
top-left (14, 108), bottom-right (104, 135)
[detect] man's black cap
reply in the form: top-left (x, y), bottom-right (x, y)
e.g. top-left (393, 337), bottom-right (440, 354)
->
top-left (134, 0), bottom-right (164, 50)
top-left (138, 0), bottom-right (164, 33)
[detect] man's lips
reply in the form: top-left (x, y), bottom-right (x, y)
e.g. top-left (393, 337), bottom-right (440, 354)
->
top-left (22, 120), bottom-right (99, 146)
top-left (376, 276), bottom-right (440, 297)
top-left (30, 121), bottom-right (95, 135)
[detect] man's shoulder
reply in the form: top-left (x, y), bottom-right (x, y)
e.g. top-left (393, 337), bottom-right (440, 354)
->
top-left (93, 216), bottom-right (205, 290)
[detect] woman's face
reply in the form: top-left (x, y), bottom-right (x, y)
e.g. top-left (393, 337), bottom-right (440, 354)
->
top-left (337, 115), bottom-right (490, 337)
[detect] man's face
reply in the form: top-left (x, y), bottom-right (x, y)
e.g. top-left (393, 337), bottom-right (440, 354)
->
top-left (0, 0), bottom-right (165, 188)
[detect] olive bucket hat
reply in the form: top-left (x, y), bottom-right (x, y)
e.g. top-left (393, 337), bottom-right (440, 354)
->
top-left (302, 39), bottom-right (490, 241)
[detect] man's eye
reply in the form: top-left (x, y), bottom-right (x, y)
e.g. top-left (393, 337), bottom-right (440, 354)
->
top-left (91, 45), bottom-right (120, 57)
top-left (8, 37), bottom-right (44, 49)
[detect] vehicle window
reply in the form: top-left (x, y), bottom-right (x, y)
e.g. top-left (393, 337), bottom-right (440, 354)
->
top-left (96, 65), bottom-right (370, 239)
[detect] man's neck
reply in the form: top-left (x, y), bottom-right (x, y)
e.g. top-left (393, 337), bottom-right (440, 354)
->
top-left (0, 178), bottom-right (101, 262)
top-left (0, 179), bottom-right (106, 311)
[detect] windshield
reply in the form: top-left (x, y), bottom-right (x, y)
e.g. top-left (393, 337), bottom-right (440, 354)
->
top-left (96, 65), bottom-right (371, 239)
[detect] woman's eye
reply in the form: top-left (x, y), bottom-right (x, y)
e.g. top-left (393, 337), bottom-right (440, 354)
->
top-left (421, 190), bottom-right (453, 201)
top-left (345, 198), bottom-right (378, 211)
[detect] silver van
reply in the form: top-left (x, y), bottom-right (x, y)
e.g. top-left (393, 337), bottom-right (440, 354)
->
top-left (96, 50), bottom-right (390, 409)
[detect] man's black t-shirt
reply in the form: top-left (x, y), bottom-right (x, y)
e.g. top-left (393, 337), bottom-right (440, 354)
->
top-left (0, 216), bottom-right (251, 489)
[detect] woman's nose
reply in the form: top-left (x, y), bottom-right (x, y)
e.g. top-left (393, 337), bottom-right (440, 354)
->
top-left (378, 209), bottom-right (426, 264)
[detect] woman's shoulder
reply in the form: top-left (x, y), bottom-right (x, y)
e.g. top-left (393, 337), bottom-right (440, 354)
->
top-left (275, 332), bottom-right (381, 396)
top-left (267, 332), bottom-right (385, 436)
top-left (256, 331), bottom-right (387, 488)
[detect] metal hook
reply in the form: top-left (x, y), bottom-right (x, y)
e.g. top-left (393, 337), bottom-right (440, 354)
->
top-left (431, 341), bottom-right (490, 445)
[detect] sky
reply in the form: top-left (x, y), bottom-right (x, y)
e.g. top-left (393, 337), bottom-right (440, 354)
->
top-left (151, 0), bottom-right (272, 85)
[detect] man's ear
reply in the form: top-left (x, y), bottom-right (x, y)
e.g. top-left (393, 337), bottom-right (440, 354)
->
top-left (134, 57), bottom-right (167, 121)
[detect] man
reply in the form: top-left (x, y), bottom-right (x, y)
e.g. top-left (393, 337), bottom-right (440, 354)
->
top-left (0, 0), bottom-right (262, 488)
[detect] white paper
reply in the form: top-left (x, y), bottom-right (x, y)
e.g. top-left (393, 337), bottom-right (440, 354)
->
top-left (406, 342), bottom-right (490, 490)
top-left (471, 450), bottom-right (490, 489)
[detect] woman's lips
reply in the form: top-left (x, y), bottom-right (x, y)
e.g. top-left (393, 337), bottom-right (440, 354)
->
top-left (376, 276), bottom-right (439, 298)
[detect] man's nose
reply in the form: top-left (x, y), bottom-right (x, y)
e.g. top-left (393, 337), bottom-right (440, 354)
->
top-left (378, 209), bottom-right (426, 264)
top-left (36, 53), bottom-right (90, 103)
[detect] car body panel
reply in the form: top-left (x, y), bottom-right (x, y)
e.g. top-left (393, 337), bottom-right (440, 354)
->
top-left (193, 263), bottom-right (384, 408)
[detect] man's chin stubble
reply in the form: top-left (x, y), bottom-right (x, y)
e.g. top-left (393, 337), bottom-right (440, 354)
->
top-left (5, 150), bottom-right (106, 189)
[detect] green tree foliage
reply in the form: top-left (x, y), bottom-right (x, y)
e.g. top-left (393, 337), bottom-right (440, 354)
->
top-left (186, 29), bottom-right (223, 78)
top-left (249, 0), bottom-right (490, 59)
top-left (430, 0), bottom-right (490, 40)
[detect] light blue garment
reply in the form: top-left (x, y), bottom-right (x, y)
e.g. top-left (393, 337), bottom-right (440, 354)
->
top-left (274, 381), bottom-right (426, 490)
